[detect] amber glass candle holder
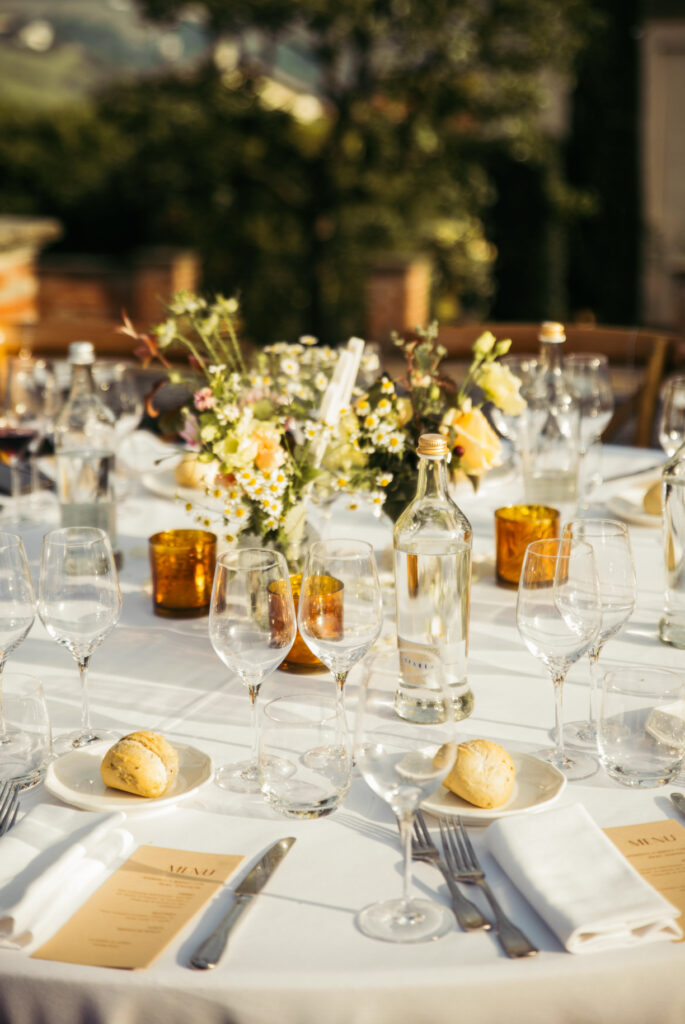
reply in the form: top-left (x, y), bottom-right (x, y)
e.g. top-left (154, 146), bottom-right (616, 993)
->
top-left (495, 505), bottom-right (560, 587)
top-left (270, 573), bottom-right (343, 672)
top-left (149, 529), bottom-right (217, 617)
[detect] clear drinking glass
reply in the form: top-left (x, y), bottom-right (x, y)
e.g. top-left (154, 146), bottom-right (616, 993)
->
top-left (298, 539), bottom-right (383, 711)
top-left (0, 533), bottom-right (36, 746)
top-left (598, 665), bottom-right (685, 787)
top-left (659, 376), bottom-right (685, 457)
top-left (564, 353), bottom-right (614, 505)
top-left (37, 526), bottom-right (122, 752)
top-left (489, 354), bottom-right (538, 461)
top-left (354, 652), bottom-right (458, 942)
top-left (561, 519), bottom-right (636, 747)
top-left (0, 672), bottom-right (52, 790)
top-left (0, 356), bottom-right (43, 524)
top-left (209, 548), bottom-right (296, 793)
top-left (516, 536), bottom-right (601, 780)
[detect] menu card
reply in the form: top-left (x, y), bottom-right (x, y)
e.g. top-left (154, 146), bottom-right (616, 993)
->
top-left (604, 819), bottom-right (685, 943)
top-left (32, 845), bottom-right (243, 969)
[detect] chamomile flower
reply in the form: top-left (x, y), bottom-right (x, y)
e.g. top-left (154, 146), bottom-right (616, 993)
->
top-left (380, 378), bottom-right (395, 394)
top-left (376, 397), bottom-right (392, 416)
top-left (300, 335), bottom-right (318, 346)
top-left (376, 472), bottom-right (393, 487)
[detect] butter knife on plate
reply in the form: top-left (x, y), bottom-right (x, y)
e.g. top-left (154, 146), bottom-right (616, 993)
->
top-left (189, 837), bottom-right (296, 969)
top-left (670, 792), bottom-right (685, 818)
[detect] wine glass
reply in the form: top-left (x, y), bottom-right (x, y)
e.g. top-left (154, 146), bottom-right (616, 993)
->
top-left (298, 539), bottom-right (383, 711)
top-left (0, 356), bottom-right (43, 523)
top-left (354, 651), bottom-right (457, 942)
top-left (516, 536), bottom-right (601, 780)
top-left (37, 527), bottom-right (122, 751)
top-left (0, 533), bottom-right (36, 746)
top-left (489, 354), bottom-right (538, 463)
top-left (94, 362), bottom-right (144, 445)
top-left (208, 547), bottom-right (296, 793)
top-left (561, 518), bottom-right (636, 748)
top-left (564, 354), bottom-right (614, 506)
top-left (658, 376), bottom-right (685, 457)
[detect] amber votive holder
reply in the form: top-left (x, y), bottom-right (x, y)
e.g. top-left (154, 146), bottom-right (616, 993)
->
top-left (494, 505), bottom-right (560, 588)
top-left (270, 573), bottom-right (343, 672)
top-left (149, 529), bottom-right (217, 617)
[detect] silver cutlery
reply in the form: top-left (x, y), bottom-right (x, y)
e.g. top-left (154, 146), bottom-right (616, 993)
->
top-left (189, 837), bottom-right (296, 969)
top-left (670, 792), bottom-right (685, 817)
top-left (0, 781), bottom-right (20, 837)
top-left (411, 811), bottom-right (491, 932)
top-left (438, 815), bottom-right (538, 958)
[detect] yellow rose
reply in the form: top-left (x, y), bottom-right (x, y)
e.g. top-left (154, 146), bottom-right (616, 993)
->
top-left (251, 424), bottom-right (287, 471)
top-left (396, 397), bottom-right (413, 427)
top-left (474, 361), bottom-right (526, 416)
top-left (442, 406), bottom-right (501, 477)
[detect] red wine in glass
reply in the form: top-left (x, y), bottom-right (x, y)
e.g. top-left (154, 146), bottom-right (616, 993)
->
top-left (0, 427), bottom-right (39, 464)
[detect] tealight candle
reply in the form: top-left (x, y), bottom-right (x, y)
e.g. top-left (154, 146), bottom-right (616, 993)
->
top-left (148, 529), bottom-right (217, 617)
top-left (494, 505), bottom-right (560, 587)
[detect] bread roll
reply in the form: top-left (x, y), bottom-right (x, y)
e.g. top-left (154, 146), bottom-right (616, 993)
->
top-left (642, 481), bottom-right (661, 516)
top-left (174, 454), bottom-right (217, 490)
top-left (100, 731), bottom-right (179, 798)
top-left (442, 739), bottom-right (515, 809)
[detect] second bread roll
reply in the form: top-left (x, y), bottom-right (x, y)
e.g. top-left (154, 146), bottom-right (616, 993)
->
top-left (100, 731), bottom-right (179, 798)
top-left (442, 739), bottom-right (515, 809)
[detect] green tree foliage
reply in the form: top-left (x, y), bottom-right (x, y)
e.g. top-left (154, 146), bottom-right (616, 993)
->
top-left (0, 0), bottom-right (596, 343)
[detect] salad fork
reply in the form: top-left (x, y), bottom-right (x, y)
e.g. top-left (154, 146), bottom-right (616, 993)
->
top-left (0, 781), bottom-right (20, 837)
top-left (438, 815), bottom-right (537, 958)
top-left (410, 811), bottom-right (491, 932)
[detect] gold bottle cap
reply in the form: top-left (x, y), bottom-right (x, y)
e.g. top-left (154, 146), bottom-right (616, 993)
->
top-left (417, 433), bottom-right (448, 458)
top-left (539, 321), bottom-right (565, 342)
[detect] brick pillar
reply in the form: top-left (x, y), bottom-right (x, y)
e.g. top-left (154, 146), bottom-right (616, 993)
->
top-left (365, 256), bottom-right (432, 344)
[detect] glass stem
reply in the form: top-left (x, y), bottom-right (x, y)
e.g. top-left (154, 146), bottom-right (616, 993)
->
top-left (587, 647), bottom-right (601, 725)
top-left (78, 655), bottom-right (93, 740)
top-left (398, 812), bottom-right (413, 909)
top-left (248, 682), bottom-right (261, 766)
top-left (0, 658), bottom-right (7, 741)
top-left (10, 461), bottom-right (22, 505)
top-left (552, 670), bottom-right (567, 760)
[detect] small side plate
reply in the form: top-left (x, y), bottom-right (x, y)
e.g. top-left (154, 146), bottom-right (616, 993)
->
top-left (420, 751), bottom-right (566, 826)
top-left (45, 740), bottom-right (213, 814)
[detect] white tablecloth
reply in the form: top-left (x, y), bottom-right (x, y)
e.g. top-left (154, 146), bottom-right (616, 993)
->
top-left (1, 443), bottom-right (684, 1024)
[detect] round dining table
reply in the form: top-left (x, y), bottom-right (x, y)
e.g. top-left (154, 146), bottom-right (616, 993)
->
top-left (1, 439), bottom-right (683, 1024)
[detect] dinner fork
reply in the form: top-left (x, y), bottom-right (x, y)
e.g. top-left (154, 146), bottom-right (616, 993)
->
top-left (411, 811), bottom-right (491, 932)
top-left (438, 815), bottom-right (538, 958)
top-left (0, 781), bottom-right (20, 837)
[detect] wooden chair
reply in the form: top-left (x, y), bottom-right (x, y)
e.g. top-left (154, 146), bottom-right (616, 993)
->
top-left (430, 322), bottom-right (682, 447)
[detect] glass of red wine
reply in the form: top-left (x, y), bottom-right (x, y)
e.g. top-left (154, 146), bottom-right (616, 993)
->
top-left (0, 356), bottom-right (46, 523)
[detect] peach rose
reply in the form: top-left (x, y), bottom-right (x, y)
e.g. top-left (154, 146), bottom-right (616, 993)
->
top-left (252, 425), bottom-right (287, 471)
top-left (442, 406), bottom-right (501, 477)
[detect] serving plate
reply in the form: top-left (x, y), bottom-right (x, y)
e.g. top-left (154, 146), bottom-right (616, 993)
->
top-left (605, 482), bottom-right (661, 529)
top-left (45, 739), bottom-right (213, 814)
top-left (420, 751), bottom-right (566, 826)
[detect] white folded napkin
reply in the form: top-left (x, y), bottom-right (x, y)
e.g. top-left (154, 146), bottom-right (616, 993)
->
top-left (486, 803), bottom-right (682, 954)
top-left (0, 804), bottom-right (135, 949)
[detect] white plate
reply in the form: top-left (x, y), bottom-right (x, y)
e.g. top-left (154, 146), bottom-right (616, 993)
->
top-left (605, 482), bottom-right (661, 528)
top-left (45, 740), bottom-right (213, 814)
top-left (420, 752), bottom-right (566, 825)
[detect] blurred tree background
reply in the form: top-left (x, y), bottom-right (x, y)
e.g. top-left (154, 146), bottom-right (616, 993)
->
top-left (0, 0), bottom-right (640, 345)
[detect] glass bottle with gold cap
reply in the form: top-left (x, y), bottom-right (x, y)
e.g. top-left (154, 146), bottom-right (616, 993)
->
top-left (392, 432), bottom-right (473, 722)
top-left (519, 321), bottom-right (581, 524)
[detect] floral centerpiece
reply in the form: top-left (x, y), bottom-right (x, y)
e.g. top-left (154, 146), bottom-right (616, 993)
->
top-left (121, 292), bottom-right (525, 557)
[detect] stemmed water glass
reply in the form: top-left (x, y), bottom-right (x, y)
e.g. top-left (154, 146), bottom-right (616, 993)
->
top-left (354, 652), bottom-right (457, 942)
top-left (298, 539), bottom-right (383, 711)
top-left (516, 536), bottom-right (601, 780)
top-left (37, 527), bottom-right (122, 752)
top-left (489, 354), bottom-right (538, 465)
top-left (0, 533), bottom-right (36, 745)
top-left (209, 548), bottom-right (296, 793)
top-left (658, 376), bottom-right (685, 457)
top-left (564, 354), bottom-right (614, 506)
top-left (562, 518), bottom-right (636, 747)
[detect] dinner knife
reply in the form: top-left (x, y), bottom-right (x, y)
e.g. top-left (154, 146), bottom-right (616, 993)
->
top-left (189, 836), bottom-right (296, 969)
top-left (670, 792), bottom-right (685, 818)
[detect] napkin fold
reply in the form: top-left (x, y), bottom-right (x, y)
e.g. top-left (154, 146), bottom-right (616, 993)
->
top-left (0, 804), bottom-right (135, 949)
top-left (486, 803), bottom-right (682, 954)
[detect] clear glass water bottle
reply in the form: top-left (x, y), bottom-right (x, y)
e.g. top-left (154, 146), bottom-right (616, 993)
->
top-left (519, 321), bottom-right (581, 524)
top-left (659, 441), bottom-right (685, 648)
top-left (393, 432), bottom-right (473, 722)
top-left (53, 341), bottom-right (119, 554)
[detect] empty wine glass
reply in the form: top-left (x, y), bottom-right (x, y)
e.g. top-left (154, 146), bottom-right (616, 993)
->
top-left (489, 354), bottom-right (538, 463)
top-left (298, 539), bottom-right (383, 711)
top-left (0, 533), bottom-right (36, 746)
top-left (209, 548), bottom-right (296, 793)
top-left (38, 527), bottom-right (122, 752)
top-left (354, 651), bottom-right (457, 942)
top-left (93, 362), bottom-right (144, 444)
top-left (564, 354), bottom-right (614, 505)
top-left (562, 519), bottom-right (636, 748)
top-left (659, 376), bottom-right (685, 457)
top-left (516, 536), bottom-right (601, 780)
